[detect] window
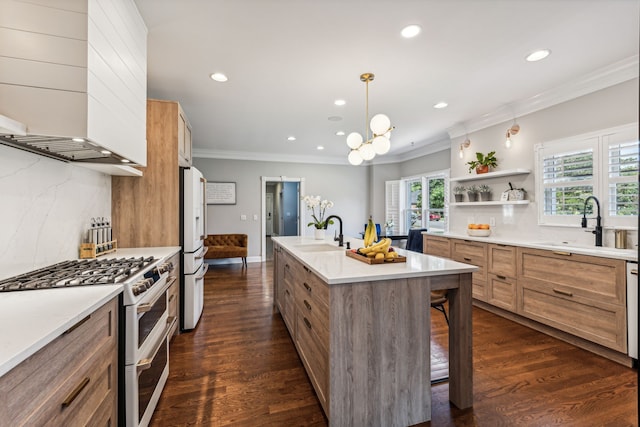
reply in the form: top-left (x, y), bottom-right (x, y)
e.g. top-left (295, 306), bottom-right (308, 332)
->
top-left (386, 169), bottom-right (449, 234)
top-left (535, 123), bottom-right (638, 228)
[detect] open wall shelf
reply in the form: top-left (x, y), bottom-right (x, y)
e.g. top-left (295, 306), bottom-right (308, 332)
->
top-left (451, 200), bottom-right (530, 207)
top-left (450, 168), bottom-right (531, 182)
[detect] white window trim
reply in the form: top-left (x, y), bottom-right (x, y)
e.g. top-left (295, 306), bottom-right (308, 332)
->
top-left (395, 168), bottom-right (450, 234)
top-left (534, 123), bottom-right (638, 229)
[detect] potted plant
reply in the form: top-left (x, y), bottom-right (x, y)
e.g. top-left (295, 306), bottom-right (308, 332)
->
top-left (478, 184), bottom-right (492, 201)
top-left (467, 185), bottom-right (479, 202)
top-left (302, 195), bottom-right (334, 239)
top-left (453, 185), bottom-right (466, 203)
top-left (466, 151), bottom-right (498, 174)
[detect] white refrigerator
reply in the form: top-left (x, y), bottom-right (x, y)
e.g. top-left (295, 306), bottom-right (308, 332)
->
top-left (180, 166), bottom-right (208, 330)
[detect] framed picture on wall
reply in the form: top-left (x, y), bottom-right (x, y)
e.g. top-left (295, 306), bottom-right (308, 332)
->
top-left (206, 182), bottom-right (236, 205)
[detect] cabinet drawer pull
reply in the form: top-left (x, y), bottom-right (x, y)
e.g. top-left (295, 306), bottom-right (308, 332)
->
top-left (61, 377), bottom-right (90, 408)
top-left (303, 266), bottom-right (310, 273)
top-left (168, 294), bottom-right (176, 303)
top-left (303, 282), bottom-right (312, 292)
top-left (303, 317), bottom-right (312, 330)
top-left (285, 289), bottom-right (290, 296)
top-left (496, 275), bottom-right (507, 280)
top-left (304, 300), bottom-right (312, 311)
top-left (285, 263), bottom-right (290, 269)
top-left (553, 288), bottom-right (573, 297)
top-left (63, 315), bottom-right (90, 335)
top-left (631, 269), bottom-right (638, 276)
top-left (463, 257), bottom-right (472, 262)
top-left (552, 251), bottom-right (572, 256)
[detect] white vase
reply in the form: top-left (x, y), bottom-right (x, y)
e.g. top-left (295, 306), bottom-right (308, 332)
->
top-left (314, 228), bottom-right (325, 240)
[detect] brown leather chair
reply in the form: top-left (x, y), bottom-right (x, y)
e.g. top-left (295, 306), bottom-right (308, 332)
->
top-left (431, 289), bottom-right (449, 325)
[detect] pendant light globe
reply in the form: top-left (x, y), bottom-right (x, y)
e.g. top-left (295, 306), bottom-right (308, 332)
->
top-left (370, 113), bottom-right (391, 135)
top-left (348, 149), bottom-right (364, 165)
top-left (346, 132), bottom-right (363, 149)
top-left (359, 143), bottom-right (376, 161)
top-left (372, 135), bottom-right (391, 155)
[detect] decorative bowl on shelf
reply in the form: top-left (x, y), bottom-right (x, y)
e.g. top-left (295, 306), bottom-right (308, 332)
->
top-left (467, 228), bottom-right (491, 237)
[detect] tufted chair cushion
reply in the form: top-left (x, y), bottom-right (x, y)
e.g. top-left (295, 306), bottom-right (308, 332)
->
top-left (204, 234), bottom-right (248, 263)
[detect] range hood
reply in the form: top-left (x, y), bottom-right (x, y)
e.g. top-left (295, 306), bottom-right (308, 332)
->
top-left (0, 114), bottom-right (136, 165)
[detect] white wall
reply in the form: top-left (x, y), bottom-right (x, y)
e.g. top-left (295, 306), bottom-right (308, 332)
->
top-left (449, 79), bottom-right (638, 247)
top-left (0, 146), bottom-right (111, 279)
top-left (193, 158), bottom-right (369, 257)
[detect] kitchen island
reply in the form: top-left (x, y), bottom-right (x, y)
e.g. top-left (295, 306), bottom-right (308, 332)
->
top-left (272, 236), bottom-right (478, 426)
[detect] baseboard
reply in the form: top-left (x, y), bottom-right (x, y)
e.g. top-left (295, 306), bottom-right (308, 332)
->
top-left (205, 256), bottom-right (261, 266)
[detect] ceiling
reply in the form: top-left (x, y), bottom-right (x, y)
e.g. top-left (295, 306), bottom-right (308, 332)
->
top-left (134, 0), bottom-right (639, 165)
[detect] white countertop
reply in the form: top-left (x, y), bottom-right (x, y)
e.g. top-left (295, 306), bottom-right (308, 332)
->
top-left (425, 232), bottom-right (638, 262)
top-left (272, 236), bottom-right (478, 285)
top-left (0, 246), bottom-right (181, 378)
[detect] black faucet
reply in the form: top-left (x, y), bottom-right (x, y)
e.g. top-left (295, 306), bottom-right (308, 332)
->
top-left (581, 195), bottom-right (603, 247)
top-left (324, 215), bottom-right (343, 247)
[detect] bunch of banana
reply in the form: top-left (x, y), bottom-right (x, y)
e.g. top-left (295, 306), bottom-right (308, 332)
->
top-left (358, 237), bottom-right (392, 259)
top-left (363, 216), bottom-right (378, 247)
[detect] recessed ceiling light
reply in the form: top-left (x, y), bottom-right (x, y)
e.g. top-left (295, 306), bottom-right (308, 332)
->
top-left (317, 145), bottom-right (324, 150)
top-left (401, 24), bottom-right (421, 38)
top-left (210, 72), bottom-right (228, 82)
top-left (100, 150), bottom-right (112, 155)
top-left (287, 136), bottom-right (296, 141)
top-left (328, 116), bottom-right (342, 122)
top-left (334, 99), bottom-right (346, 106)
top-left (121, 159), bottom-right (130, 163)
top-left (336, 131), bottom-right (345, 136)
top-left (72, 137), bottom-right (85, 142)
top-left (433, 102), bottom-right (448, 109)
top-left (525, 49), bottom-right (551, 62)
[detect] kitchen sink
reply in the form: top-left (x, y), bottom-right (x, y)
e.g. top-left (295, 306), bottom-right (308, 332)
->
top-left (294, 243), bottom-right (345, 253)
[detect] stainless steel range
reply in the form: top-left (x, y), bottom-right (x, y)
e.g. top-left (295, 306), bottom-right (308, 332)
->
top-left (0, 255), bottom-right (177, 427)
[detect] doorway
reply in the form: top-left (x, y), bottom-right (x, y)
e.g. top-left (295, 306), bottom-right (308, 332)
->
top-left (261, 176), bottom-right (305, 261)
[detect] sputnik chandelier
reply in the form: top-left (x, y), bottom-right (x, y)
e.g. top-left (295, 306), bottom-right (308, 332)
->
top-left (346, 73), bottom-right (394, 165)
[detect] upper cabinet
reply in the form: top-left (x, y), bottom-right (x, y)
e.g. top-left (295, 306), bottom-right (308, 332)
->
top-left (0, 0), bottom-right (148, 167)
top-left (177, 104), bottom-right (192, 167)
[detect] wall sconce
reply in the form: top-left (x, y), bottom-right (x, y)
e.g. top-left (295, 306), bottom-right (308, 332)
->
top-left (505, 123), bottom-right (520, 148)
top-left (458, 137), bottom-right (471, 159)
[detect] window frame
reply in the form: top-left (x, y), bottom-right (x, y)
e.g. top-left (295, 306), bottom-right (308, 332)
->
top-left (393, 169), bottom-right (449, 234)
top-left (534, 123), bottom-right (638, 229)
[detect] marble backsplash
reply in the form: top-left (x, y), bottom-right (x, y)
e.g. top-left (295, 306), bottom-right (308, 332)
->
top-left (0, 146), bottom-right (111, 279)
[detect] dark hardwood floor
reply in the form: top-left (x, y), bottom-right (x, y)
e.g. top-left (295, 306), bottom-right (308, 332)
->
top-left (150, 262), bottom-right (638, 426)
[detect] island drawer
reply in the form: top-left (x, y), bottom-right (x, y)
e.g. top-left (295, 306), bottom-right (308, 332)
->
top-left (295, 265), bottom-right (329, 308)
top-left (295, 310), bottom-right (329, 410)
top-left (295, 285), bottom-right (329, 343)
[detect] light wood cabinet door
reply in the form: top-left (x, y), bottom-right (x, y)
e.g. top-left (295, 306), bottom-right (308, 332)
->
top-left (451, 239), bottom-right (488, 301)
top-left (178, 106), bottom-right (192, 167)
top-left (488, 244), bottom-right (517, 278)
top-left (0, 298), bottom-right (118, 426)
top-left (424, 234), bottom-right (451, 258)
top-left (517, 247), bottom-right (627, 352)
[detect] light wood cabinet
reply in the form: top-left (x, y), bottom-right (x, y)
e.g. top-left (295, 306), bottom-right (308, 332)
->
top-left (450, 239), bottom-right (488, 301)
top-left (424, 234), bottom-right (451, 258)
top-left (112, 99), bottom-right (192, 248)
top-left (517, 247), bottom-right (627, 352)
top-left (0, 298), bottom-right (118, 426)
top-left (487, 244), bottom-right (517, 311)
top-left (178, 104), bottom-right (193, 167)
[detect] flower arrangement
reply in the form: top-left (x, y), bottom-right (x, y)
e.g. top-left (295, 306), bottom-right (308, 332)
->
top-left (384, 219), bottom-right (395, 229)
top-left (302, 195), bottom-right (334, 229)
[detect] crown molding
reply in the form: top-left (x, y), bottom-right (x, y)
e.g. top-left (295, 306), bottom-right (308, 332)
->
top-left (448, 55), bottom-right (639, 139)
top-left (193, 147), bottom-right (351, 165)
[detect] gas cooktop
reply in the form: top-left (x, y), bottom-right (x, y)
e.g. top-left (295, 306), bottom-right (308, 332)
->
top-left (0, 257), bottom-right (156, 292)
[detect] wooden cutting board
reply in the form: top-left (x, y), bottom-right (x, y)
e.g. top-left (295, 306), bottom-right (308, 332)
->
top-left (345, 250), bottom-right (407, 264)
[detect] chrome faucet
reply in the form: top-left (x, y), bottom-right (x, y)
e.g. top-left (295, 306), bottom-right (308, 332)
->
top-left (324, 215), bottom-right (343, 247)
top-left (581, 195), bottom-right (603, 247)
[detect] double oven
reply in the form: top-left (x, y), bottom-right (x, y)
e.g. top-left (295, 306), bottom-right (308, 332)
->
top-left (120, 258), bottom-right (176, 427)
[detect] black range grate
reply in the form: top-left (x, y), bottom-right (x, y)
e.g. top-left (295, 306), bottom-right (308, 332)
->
top-left (0, 257), bottom-right (156, 292)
